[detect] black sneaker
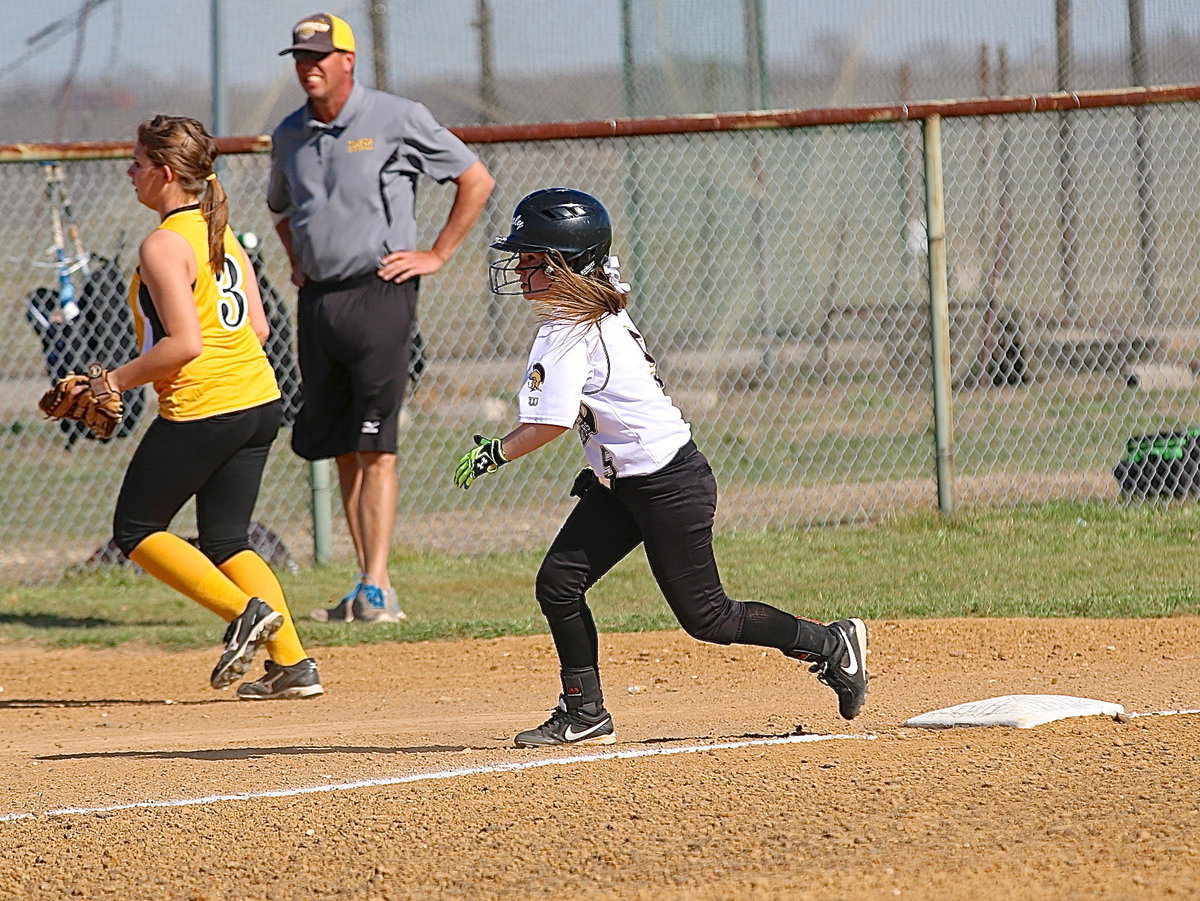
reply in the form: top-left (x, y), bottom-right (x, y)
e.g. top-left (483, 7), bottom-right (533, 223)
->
top-left (237, 658), bottom-right (324, 700)
top-left (310, 579), bottom-right (362, 623)
top-left (514, 699), bottom-right (616, 748)
top-left (210, 597), bottom-right (283, 690)
top-left (810, 618), bottom-right (868, 720)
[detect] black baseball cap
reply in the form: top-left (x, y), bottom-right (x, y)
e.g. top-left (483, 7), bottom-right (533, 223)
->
top-left (279, 13), bottom-right (357, 56)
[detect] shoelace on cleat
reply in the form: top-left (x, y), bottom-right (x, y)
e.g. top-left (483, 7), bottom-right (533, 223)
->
top-left (537, 708), bottom-right (568, 730)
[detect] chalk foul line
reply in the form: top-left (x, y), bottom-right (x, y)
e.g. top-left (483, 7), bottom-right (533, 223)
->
top-left (0, 731), bottom-right (876, 823)
top-left (9, 706), bottom-right (1195, 824)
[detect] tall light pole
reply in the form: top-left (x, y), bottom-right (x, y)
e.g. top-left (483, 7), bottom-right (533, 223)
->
top-left (744, 0), bottom-right (774, 375)
top-left (1127, 0), bottom-right (1160, 336)
top-left (743, 0), bottom-right (768, 110)
top-left (477, 0), bottom-right (496, 124)
top-left (619, 0), bottom-right (645, 300)
top-left (621, 0), bottom-right (636, 117)
top-left (474, 0), bottom-right (505, 352)
top-left (370, 2), bottom-right (390, 92)
top-left (1054, 0), bottom-right (1081, 322)
top-left (210, 0), bottom-right (226, 138)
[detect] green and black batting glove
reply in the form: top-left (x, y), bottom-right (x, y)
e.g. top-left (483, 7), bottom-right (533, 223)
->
top-left (454, 435), bottom-right (508, 489)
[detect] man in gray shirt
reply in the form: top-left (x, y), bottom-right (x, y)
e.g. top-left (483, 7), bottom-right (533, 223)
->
top-left (269, 12), bottom-right (494, 624)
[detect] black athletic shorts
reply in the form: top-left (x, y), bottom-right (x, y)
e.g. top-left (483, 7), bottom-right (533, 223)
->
top-left (291, 274), bottom-right (418, 461)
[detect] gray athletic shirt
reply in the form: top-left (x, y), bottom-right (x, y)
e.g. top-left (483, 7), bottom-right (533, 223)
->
top-left (267, 82), bottom-right (478, 282)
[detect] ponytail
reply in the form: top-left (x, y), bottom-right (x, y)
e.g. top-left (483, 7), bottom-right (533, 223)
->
top-left (533, 251), bottom-right (628, 329)
top-left (201, 172), bottom-right (229, 274)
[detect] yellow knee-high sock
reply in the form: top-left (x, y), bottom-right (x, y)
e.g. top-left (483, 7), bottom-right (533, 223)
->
top-left (218, 550), bottom-right (307, 667)
top-left (129, 532), bottom-right (248, 622)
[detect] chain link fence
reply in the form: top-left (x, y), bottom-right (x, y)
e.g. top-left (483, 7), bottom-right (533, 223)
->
top-left (2, 86), bottom-right (1199, 582)
top-left (3, 1), bottom-right (1198, 141)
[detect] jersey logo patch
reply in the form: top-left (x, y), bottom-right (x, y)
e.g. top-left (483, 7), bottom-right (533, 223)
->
top-left (575, 403), bottom-right (596, 445)
top-left (627, 327), bottom-right (664, 389)
top-left (347, 137), bottom-right (374, 153)
top-left (526, 363), bottom-right (545, 392)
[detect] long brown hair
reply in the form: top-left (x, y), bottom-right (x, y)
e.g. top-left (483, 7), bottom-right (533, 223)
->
top-left (136, 115), bottom-right (228, 274)
top-left (532, 251), bottom-right (628, 329)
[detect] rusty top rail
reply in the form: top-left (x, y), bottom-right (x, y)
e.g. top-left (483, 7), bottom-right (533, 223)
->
top-left (456, 83), bottom-right (1200, 143)
top-left (0, 135), bottom-right (273, 163)
top-left (2, 83), bottom-right (1197, 161)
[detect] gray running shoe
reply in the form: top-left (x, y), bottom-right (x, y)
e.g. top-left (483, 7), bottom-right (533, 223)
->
top-left (211, 598), bottom-right (283, 689)
top-left (514, 698), bottom-right (616, 748)
top-left (310, 580), bottom-right (362, 623)
top-left (810, 618), bottom-right (868, 720)
top-left (237, 658), bottom-right (325, 700)
top-left (352, 584), bottom-right (407, 623)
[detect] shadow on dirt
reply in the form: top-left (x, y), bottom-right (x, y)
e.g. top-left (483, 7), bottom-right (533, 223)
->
top-left (37, 744), bottom-right (472, 761)
top-left (1, 697), bottom-right (224, 709)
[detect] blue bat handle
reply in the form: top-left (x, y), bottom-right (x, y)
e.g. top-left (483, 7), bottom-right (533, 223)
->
top-left (56, 249), bottom-right (79, 321)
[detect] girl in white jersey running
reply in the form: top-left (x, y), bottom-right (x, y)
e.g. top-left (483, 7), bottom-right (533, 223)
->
top-left (454, 188), bottom-right (868, 748)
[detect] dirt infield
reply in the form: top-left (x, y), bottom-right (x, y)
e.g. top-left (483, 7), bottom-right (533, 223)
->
top-left (2, 617), bottom-right (1198, 900)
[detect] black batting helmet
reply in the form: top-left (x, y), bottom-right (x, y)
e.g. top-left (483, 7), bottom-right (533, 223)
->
top-left (490, 188), bottom-right (612, 286)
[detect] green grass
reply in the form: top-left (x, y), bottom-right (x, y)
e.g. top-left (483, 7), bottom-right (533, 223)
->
top-left (1, 499), bottom-right (1198, 651)
top-left (6, 372), bottom-right (1198, 568)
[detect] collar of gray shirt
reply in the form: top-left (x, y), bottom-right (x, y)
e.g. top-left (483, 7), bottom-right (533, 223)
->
top-left (303, 81), bottom-right (366, 135)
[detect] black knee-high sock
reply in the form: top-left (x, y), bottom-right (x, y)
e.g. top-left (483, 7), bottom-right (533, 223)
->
top-left (547, 604), bottom-right (600, 671)
top-left (735, 601), bottom-right (837, 657)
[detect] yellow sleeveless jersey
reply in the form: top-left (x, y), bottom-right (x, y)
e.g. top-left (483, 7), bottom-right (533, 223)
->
top-left (129, 207), bottom-right (280, 421)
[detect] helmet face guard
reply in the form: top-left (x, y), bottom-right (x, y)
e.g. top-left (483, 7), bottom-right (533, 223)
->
top-left (488, 188), bottom-right (612, 296)
top-left (488, 251), bottom-right (553, 296)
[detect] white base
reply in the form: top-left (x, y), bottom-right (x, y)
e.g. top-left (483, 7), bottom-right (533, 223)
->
top-left (906, 694), bottom-right (1125, 729)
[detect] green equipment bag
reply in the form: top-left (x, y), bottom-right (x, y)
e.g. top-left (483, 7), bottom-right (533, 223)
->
top-left (1113, 430), bottom-right (1200, 497)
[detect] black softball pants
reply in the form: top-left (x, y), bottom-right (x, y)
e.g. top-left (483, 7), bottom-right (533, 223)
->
top-left (536, 442), bottom-right (832, 671)
top-left (113, 400), bottom-right (282, 564)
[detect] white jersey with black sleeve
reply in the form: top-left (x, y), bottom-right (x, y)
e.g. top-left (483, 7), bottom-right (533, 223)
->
top-left (517, 309), bottom-right (692, 480)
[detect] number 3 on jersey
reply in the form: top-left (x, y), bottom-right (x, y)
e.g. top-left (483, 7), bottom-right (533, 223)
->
top-left (215, 254), bottom-right (249, 330)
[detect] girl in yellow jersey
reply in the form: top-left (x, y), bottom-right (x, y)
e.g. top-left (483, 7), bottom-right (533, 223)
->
top-left (106, 115), bottom-right (322, 700)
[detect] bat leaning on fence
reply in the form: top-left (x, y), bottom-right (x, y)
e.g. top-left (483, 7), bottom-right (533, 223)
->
top-left (39, 161), bottom-right (89, 323)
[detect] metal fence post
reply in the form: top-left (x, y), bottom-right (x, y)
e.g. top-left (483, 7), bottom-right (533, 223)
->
top-left (922, 114), bottom-right (955, 516)
top-left (309, 459), bottom-right (333, 565)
